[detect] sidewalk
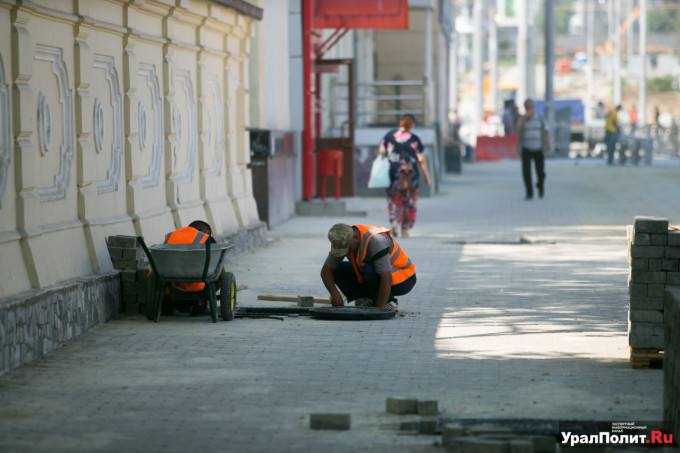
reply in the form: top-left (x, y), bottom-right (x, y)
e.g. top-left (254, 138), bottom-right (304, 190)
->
top-left (0, 158), bottom-right (678, 453)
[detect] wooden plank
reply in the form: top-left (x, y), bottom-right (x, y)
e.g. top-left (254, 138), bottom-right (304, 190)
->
top-left (257, 294), bottom-right (336, 305)
top-left (630, 347), bottom-right (664, 369)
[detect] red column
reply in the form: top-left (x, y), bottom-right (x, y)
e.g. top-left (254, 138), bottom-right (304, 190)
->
top-left (302, 0), bottom-right (316, 200)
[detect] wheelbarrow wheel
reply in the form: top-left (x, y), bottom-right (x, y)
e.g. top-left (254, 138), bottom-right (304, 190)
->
top-left (146, 272), bottom-right (162, 322)
top-left (220, 272), bottom-right (236, 321)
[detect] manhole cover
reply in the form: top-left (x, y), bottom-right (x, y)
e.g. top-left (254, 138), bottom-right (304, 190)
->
top-left (310, 306), bottom-right (396, 321)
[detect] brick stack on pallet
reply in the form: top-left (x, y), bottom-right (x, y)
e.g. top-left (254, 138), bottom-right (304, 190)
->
top-left (627, 216), bottom-right (680, 369)
top-left (664, 286), bottom-right (680, 446)
top-left (106, 235), bottom-right (150, 315)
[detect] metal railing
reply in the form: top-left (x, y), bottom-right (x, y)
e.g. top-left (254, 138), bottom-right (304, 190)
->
top-left (584, 123), bottom-right (680, 160)
top-left (621, 124), bottom-right (680, 159)
top-left (355, 79), bottom-right (427, 127)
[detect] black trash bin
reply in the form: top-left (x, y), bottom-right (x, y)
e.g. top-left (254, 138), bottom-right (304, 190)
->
top-left (445, 143), bottom-right (463, 174)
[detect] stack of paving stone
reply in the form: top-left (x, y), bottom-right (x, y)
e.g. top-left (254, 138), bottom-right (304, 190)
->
top-left (386, 398), bottom-right (558, 452)
top-left (664, 286), bottom-right (680, 445)
top-left (106, 235), bottom-right (150, 315)
top-left (386, 397), bottom-right (441, 435)
top-left (627, 216), bottom-right (680, 367)
top-left (441, 422), bottom-right (556, 453)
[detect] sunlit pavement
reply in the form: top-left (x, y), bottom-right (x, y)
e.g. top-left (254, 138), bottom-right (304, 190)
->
top-left (0, 157), bottom-right (678, 452)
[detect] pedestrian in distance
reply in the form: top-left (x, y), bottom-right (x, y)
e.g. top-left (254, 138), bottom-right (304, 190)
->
top-left (654, 105), bottom-right (661, 127)
top-left (515, 99), bottom-right (550, 200)
top-left (502, 99), bottom-right (516, 136)
top-left (320, 223), bottom-right (417, 311)
top-left (653, 105), bottom-right (663, 139)
top-left (480, 110), bottom-right (499, 136)
top-left (451, 111), bottom-right (474, 162)
top-left (629, 104), bottom-right (637, 134)
top-left (604, 105), bottom-right (622, 166)
top-left (378, 114), bottom-right (431, 238)
top-left (671, 111), bottom-right (680, 156)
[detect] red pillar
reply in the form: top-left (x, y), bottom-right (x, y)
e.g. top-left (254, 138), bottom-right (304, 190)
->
top-left (302, 0), bottom-right (316, 200)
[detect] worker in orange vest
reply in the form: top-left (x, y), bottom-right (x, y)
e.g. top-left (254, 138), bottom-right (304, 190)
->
top-left (163, 220), bottom-right (225, 316)
top-left (320, 223), bottom-right (417, 311)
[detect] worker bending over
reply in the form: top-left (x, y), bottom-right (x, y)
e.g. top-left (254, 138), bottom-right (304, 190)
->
top-left (320, 223), bottom-right (417, 311)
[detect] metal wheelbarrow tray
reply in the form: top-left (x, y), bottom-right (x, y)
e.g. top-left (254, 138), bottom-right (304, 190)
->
top-left (137, 237), bottom-right (237, 323)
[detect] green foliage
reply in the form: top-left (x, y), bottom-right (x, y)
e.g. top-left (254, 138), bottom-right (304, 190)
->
top-left (648, 76), bottom-right (675, 93)
top-left (535, 1), bottom-right (680, 37)
top-left (647, 8), bottom-right (680, 33)
top-left (535, 0), bottom-right (572, 36)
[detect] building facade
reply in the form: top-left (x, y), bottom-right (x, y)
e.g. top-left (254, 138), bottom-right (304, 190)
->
top-left (0, 0), bottom-right (263, 372)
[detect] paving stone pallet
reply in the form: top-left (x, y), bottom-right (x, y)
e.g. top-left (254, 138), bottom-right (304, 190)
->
top-left (627, 216), bottom-right (680, 356)
top-left (629, 347), bottom-right (664, 369)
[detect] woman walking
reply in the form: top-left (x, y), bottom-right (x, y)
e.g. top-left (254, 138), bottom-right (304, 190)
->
top-left (378, 114), bottom-right (431, 238)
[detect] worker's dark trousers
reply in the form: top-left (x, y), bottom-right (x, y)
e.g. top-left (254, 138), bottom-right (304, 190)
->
top-left (332, 261), bottom-right (416, 303)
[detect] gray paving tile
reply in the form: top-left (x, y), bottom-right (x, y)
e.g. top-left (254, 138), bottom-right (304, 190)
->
top-left (0, 159), bottom-right (678, 452)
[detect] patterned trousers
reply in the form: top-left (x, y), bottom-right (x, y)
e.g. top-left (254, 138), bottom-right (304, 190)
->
top-left (387, 188), bottom-right (418, 232)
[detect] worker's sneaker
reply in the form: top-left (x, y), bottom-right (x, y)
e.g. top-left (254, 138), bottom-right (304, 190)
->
top-left (385, 300), bottom-right (399, 312)
top-left (354, 297), bottom-right (374, 307)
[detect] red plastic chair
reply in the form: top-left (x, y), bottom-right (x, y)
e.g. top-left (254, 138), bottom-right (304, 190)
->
top-left (317, 150), bottom-right (343, 201)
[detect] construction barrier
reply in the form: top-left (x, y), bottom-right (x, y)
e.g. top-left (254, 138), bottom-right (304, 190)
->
top-left (475, 135), bottom-right (520, 161)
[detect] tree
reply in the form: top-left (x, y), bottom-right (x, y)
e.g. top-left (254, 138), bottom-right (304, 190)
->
top-left (647, 8), bottom-right (680, 33)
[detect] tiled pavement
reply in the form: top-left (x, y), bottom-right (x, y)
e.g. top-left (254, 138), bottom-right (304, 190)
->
top-left (0, 158), bottom-right (678, 452)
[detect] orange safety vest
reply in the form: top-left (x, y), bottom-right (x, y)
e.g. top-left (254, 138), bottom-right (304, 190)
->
top-left (163, 226), bottom-right (209, 291)
top-left (350, 224), bottom-right (415, 285)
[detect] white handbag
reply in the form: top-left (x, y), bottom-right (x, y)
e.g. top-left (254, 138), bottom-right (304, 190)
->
top-left (367, 155), bottom-right (391, 189)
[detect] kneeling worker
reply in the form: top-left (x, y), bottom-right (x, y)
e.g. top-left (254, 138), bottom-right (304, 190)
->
top-left (320, 223), bottom-right (417, 311)
top-left (163, 220), bottom-right (225, 316)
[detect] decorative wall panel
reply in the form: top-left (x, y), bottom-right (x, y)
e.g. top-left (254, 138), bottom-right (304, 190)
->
top-left (137, 63), bottom-right (163, 188)
top-left (92, 54), bottom-right (123, 194)
top-left (34, 46), bottom-right (74, 202)
top-left (203, 75), bottom-right (224, 177)
top-left (172, 69), bottom-right (197, 184)
top-left (0, 0), bottom-right (261, 303)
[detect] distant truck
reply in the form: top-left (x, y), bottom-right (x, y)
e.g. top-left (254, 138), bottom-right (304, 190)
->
top-left (532, 98), bottom-right (585, 143)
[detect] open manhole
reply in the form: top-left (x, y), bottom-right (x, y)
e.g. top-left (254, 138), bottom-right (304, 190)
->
top-left (310, 306), bottom-right (396, 321)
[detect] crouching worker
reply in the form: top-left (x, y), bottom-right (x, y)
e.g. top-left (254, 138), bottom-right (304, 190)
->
top-left (163, 220), bottom-right (225, 316)
top-left (320, 223), bottom-right (417, 311)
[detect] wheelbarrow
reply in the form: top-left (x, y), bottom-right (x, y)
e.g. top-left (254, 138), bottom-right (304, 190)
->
top-left (137, 237), bottom-right (236, 323)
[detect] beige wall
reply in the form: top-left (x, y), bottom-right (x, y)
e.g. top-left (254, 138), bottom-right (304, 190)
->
top-left (0, 0), bottom-right (260, 300)
top-left (375, 8), bottom-right (445, 127)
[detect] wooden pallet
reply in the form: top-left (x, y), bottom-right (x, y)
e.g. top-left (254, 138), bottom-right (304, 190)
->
top-left (630, 347), bottom-right (664, 369)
